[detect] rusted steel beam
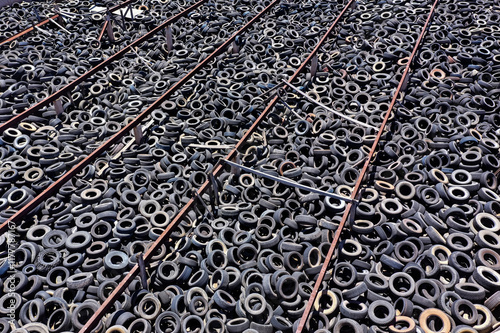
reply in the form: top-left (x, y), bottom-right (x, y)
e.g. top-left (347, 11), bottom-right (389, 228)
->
top-left (98, 20), bottom-right (109, 42)
top-left (295, 0), bottom-right (440, 331)
top-left (0, 0), bottom-right (209, 135)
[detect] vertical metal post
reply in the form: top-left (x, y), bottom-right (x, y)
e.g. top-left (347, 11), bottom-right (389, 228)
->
top-left (231, 154), bottom-right (241, 177)
top-left (133, 125), bottom-right (143, 145)
top-left (106, 15), bottom-right (115, 43)
top-left (310, 54), bottom-right (318, 77)
top-left (209, 171), bottom-right (219, 213)
top-left (33, 7), bottom-right (41, 22)
top-left (166, 26), bottom-right (173, 51)
top-left (232, 38), bottom-right (239, 54)
top-left (137, 254), bottom-right (148, 290)
top-left (129, 4), bottom-right (134, 20)
top-left (57, 14), bottom-right (65, 26)
top-left (54, 99), bottom-right (64, 115)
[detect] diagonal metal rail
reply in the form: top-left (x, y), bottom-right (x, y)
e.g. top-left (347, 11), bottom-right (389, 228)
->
top-left (295, 0), bottom-right (440, 331)
top-left (76, 1), bottom-right (357, 331)
top-left (0, 0), bottom-right (208, 134)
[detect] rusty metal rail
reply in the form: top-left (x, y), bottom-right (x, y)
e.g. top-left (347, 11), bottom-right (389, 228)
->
top-left (0, 0), bottom-right (136, 47)
top-left (98, 20), bottom-right (109, 42)
top-left (295, 0), bottom-right (440, 331)
top-left (0, 0), bottom-right (208, 135)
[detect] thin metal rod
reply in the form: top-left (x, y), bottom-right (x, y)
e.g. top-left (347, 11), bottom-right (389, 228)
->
top-left (188, 143), bottom-right (234, 149)
top-left (0, 0), bottom-right (209, 135)
top-left (222, 159), bottom-right (353, 203)
top-left (278, 96), bottom-right (305, 121)
top-left (48, 18), bottom-right (70, 34)
top-left (295, 1), bottom-right (440, 331)
top-left (282, 80), bottom-right (378, 130)
top-left (34, 26), bottom-right (51, 36)
top-left (131, 47), bottom-right (154, 71)
top-left (76, 2), bottom-right (281, 331)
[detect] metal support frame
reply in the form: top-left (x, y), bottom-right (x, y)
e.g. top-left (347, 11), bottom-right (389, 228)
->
top-left (295, 0), bottom-right (440, 331)
top-left (222, 159), bottom-right (353, 203)
top-left (0, 0), bottom-right (209, 134)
